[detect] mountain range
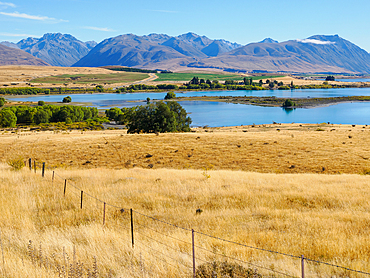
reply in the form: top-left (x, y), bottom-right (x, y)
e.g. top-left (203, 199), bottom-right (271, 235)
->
top-left (2, 32), bottom-right (370, 74)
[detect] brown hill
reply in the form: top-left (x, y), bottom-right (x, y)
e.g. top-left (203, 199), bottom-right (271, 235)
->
top-left (0, 44), bottom-right (49, 66)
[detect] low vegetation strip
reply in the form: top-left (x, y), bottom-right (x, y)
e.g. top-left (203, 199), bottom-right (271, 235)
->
top-left (0, 87), bottom-right (50, 95)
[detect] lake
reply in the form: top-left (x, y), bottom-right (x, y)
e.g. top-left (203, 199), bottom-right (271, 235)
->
top-left (6, 88), bottom-right (370, 127)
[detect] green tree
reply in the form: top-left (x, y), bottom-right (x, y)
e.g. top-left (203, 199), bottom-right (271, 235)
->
top-left (105, 107), bottom-right (123, 122)
top-left (166, 101), bottom-right (191, 132)
top-left (62, 96), bottom-right (72, 103)
top-left (38, 100), bottom-right (45, 106)
top-left (164, 91), bottom-right (176, 100)
top-left (34, 109), bottom-right (52, 124)
top-left (190, 77), bottom-right (199, 85)
top-left (0, 108), bottom-right (17, 128)
top-left (282, 99), bottom-right (296, 107)
top-left (269, 82), bottom-right (275, 88)
top-left (206, 79), bottom-right (211, 85)
top-left (325, 76), bottom-right (335, 81)
top-left (259, 80), bottom-right (263, 86)
top-left (127, 102), bottom-right (191, 134)
top-left (0, 97), bottom-right (5, 107)
top-left (96, 85), bottom-right (104, 92)
top-left (14, 106), bottom-right (36, 124)
top-left (146, 97), bottom-right (150, 104)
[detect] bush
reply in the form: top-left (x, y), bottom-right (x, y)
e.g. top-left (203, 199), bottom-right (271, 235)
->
top-left (282, 99), bottom-right (296, 107)
top-left (62, 96), bottom-right (72, 103)
top-left (164, 91), bottom-right (176, 100)
top-left (37, 100), bottom-right (45, 106)
top-left (0, 97), bottom-right (5, 107)
top-left (196, 261), bottom-right (261, 278)
top-left (7, 157), bottom-right (25, 171)
top-left (96, 85), bottom-right (104, 92)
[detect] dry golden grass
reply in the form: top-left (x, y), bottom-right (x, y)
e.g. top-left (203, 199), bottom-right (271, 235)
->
top-left (1, 123), bottom-right (370, 174)
top-left (0, 164), bottom-right (369, 277)
top-left (0, 65), bottom-right (112, 85)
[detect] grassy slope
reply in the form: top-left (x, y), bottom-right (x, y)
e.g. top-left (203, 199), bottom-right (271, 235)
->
top-left (31, 72), bottom-right (149, 84)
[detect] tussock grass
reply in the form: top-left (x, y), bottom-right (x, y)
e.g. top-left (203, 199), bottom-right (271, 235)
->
top-left (0, 164), bottom-right (369, 277)
top-left (1, 123), bottom-right (370, 174)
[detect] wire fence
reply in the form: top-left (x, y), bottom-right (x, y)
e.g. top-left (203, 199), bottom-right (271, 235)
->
top-left (11, 158), bottom-right (370, 277)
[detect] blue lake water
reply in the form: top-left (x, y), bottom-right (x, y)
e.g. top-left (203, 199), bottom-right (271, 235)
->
top-left (318, 78), bottom-right (370, 82)
top-left (336, 78), bottom-right (370, 82)
top-left (5, 88), bottom-right (370, 127)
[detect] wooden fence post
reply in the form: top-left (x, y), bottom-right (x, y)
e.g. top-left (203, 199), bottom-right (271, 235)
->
top-left (52, 171), bottom-right (55, 183)
top-left (64, 180), bottom-right (67, 197)
top-left (301, 255), bottom-right (305, 278)
top-left (29, 158), bottom-right (32, 171)
top-left (192, 229), bottom-right (196, 278)
top-left (80, 191), bottom-right (83, 209)
top-left (42, 162), bottom-right (45, 178)
top-left (131, 209), bottom-right (134, 248)
top-left (34, 161), bottom-right (36, 173)
top-left (103, 202), bottom-right (106, 225)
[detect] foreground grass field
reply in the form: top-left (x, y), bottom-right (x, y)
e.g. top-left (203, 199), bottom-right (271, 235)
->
top-left (0, 165), bottom-right (369, 277)
top-left (1, 124), bottom-right (370, 277)
top-left (31, 72), bottom-right (150, 85)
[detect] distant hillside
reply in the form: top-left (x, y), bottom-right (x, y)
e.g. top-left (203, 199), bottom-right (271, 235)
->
top-left (16, 33), bottom-right (96, 67)
top-left (0, 41), bottom-right (19, 49)
top-left (0, 44), bottom-right (49, 66)
top-left (73, 32), bottom-right (242, 68)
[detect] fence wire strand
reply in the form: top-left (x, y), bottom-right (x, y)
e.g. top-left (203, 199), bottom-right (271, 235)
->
top-left (133, 220), bottom-right (192, 246)
top-left (194, 243), bottom-right (298, 278)
top-left (134, 227), bottom-right (192, 258)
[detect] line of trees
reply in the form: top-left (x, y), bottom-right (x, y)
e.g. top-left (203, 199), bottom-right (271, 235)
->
top-left (0, 105), bottom-right (99, 128)
top-left (0, 87), bottom-right (50, 95)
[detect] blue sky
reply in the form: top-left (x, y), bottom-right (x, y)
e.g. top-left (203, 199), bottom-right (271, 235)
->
top-left (1, 0), bottom-right (370, 52)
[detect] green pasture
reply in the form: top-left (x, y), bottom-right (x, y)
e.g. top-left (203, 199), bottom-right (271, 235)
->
top-left (31, 72), bottom-right (149, 84)
top-left (154, 73), bottom-right (285, 82)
